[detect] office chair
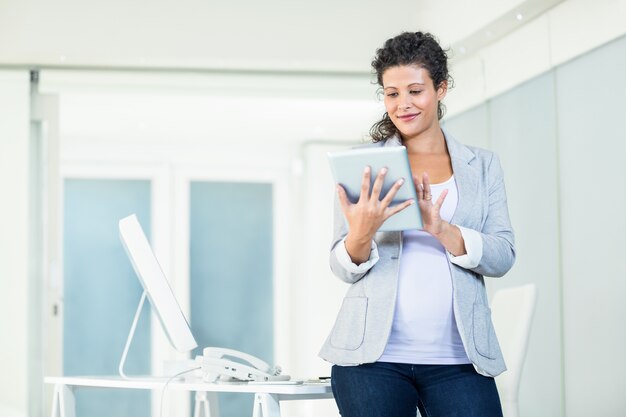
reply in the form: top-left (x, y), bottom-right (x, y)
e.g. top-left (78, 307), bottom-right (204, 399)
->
top-left (491, 283), bottom-right (537, 417)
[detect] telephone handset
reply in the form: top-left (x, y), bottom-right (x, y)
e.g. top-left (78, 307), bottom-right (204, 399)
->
top-left (199, 347), bottom-right (291, 382)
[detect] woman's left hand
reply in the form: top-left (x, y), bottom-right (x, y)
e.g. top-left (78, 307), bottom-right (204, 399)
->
top-left (414, 172), bottom-right (467, 256)
top-left (414, 172), bottom-right (449, 237)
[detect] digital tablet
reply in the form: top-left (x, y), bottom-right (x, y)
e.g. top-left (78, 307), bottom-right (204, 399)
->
top-left (328, 146), bottom-right (422, 232)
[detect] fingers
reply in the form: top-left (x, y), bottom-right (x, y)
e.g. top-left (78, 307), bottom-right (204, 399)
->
top-left (359, 166), bottom-right (372, 201)
top-left (414, 175), bottom-right (424, 201)
top-left (336, 184), bottom-right (351, 213)
top-left (370, 167), bottom-right (387, 200)
top-left (384, 198), bottom-right (414, 219)
top-left (422, 172), bottom-right (432, 202)
top-left (358, 166), bottom-right (371, 203)
top-left (356, 167), bottom-right (416, 207)
top-left (433, 188), bottom-right (448, 209)
top-left (380, 176), bottom-right (405, 206)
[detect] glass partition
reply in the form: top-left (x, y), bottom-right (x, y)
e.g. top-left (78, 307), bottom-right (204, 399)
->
top-left (63, 179), bottom-right (152, 417)
top-left (190, 181), bottom-right (274, 417)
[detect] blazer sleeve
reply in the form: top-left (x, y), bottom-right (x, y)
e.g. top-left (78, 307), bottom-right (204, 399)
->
top-left (456, 152), bottom-right (516, 278)
top-left (328, 195), bottom-right (380, 284)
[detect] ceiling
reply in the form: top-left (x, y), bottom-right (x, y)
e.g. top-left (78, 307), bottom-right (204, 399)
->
top-left (0, 0), bottom-right (563, 73)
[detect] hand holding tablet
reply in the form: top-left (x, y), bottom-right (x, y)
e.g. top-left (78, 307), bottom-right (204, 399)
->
top-left (328, 146), bottom-right (422, 232)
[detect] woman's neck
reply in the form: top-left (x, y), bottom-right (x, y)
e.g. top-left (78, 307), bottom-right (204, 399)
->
top-left (400, 125), bottom-right (447, 155)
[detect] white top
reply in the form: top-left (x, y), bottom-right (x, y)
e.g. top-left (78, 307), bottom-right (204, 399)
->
top-left (378, 176), bottom-right (470, 364)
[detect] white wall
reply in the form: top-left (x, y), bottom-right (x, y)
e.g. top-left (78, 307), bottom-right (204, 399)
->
top-left (284, 141), bottom-right (356, 417)
top-left (0, 70), bottom-right (30, 417)
top-left (556, 36), bottom-right (626, 416)
top-left (447, 0), bottom-right (626, 117)
top-left (445, 31), bottom-right (626, 416)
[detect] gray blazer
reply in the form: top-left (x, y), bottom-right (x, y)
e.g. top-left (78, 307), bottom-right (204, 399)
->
top-left (318, 129), bottom-right (515, 377)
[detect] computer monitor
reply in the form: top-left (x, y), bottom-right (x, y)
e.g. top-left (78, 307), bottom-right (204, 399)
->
top-left (118, 214), bottom-right (197, 377)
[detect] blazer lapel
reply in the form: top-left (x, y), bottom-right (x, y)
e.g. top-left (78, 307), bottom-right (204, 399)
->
top-left (443, 129), bottom-right (479, 228)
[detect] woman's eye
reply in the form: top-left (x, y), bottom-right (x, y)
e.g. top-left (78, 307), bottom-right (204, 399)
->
top-left (410, 90), bottom-right (422, 95)
top-left (386, 92), bottom-right (398, 97)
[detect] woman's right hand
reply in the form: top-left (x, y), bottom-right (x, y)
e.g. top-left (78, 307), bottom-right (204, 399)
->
top-left (336, 166), bottom-right (414, 264)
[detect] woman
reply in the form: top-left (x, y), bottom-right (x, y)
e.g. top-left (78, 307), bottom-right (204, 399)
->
top-left (319, 32), bottom-right (515, 417)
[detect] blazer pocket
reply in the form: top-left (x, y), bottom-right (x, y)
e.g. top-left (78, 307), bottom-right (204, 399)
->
top-left (472, 303), bottom-right (497, 359)
top-left (330, 296), bottom-right (368, 351)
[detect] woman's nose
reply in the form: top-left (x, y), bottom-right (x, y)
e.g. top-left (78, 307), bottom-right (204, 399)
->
top-left (398, 99), bottom-right (411, 110)
top-left (398, 93), bottom-right (411, 110)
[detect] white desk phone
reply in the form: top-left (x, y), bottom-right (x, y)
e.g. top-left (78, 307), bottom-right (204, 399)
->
top-left (198, 347), bottom-right (293, 383)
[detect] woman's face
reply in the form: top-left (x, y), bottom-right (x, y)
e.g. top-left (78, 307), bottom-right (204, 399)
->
top-left (382, 65), bottom-right (447, 141)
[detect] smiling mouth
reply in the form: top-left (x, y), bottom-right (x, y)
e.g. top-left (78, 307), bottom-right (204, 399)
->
top-left (398, 113), bottom-right (419, 121)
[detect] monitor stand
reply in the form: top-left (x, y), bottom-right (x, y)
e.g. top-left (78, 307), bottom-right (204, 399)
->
top-left (119, 290), bottom-right (199, 381)
top-left (118, 290), bottom-right (149, 380)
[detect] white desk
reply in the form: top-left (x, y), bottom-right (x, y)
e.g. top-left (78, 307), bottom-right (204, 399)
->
top-left (45, 376), bottom-right (333, 417)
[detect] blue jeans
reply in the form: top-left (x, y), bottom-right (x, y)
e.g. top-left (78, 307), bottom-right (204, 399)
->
top-left (331, 362), bottom-right (503, 417)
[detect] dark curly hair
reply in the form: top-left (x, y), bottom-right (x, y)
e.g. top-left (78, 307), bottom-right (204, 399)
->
top-left (369, 32), bottom-right (454, 142)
